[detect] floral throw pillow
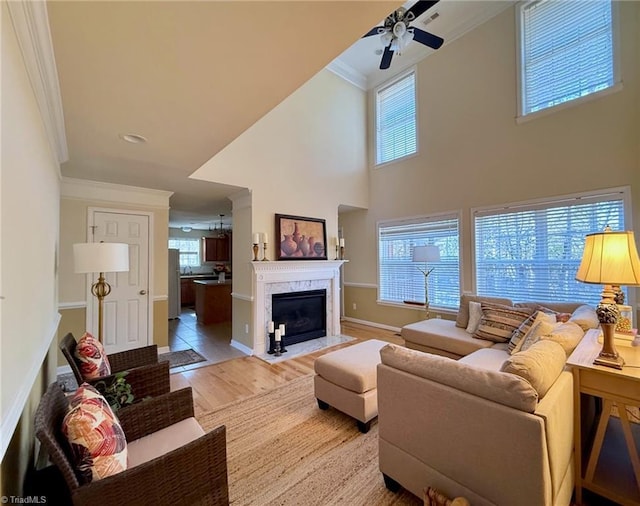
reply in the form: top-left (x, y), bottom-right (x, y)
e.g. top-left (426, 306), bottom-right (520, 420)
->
top-left (74, 332), bottom-right (111, 380)
top-left (62, 383), bottom-right (128, 483)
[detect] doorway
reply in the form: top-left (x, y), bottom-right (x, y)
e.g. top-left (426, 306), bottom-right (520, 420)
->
top-left (87, 209), bottom-right (152, 353)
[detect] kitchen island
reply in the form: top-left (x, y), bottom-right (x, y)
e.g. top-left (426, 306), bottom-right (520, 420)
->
top-left (193, 279), bottom-right (232, 324)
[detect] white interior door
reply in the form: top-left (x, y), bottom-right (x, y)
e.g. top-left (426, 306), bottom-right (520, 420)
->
top-left (89, 210), bottom-right (150, 353)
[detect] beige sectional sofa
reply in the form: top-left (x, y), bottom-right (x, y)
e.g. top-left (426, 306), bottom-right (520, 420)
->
top-left (401, 296), bottom-right (584, 359)
top-left (378, 297), bottom-right (600, 505)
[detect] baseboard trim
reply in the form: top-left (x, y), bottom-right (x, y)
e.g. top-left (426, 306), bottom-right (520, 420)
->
top-left (230, 339), bottom-right (253, 356)
top-left (157, 346), bottom-right (171, 354)
top-left (342, 316), bottom-right (401, 333)
top-left (1, 313), bottom-right (61, 460)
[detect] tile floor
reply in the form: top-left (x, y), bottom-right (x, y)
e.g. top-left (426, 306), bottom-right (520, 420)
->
top-left (168, 307), bottom-right (246, 372)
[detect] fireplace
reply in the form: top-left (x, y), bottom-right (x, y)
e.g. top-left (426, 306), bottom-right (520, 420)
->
top-left (250, 260), bottom-right (345, 356)
top-left (272, 289), bottom-right (327, 345)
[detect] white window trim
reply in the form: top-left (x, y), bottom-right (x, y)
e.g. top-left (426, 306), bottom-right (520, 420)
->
top-left (514, 0), bottom-right (623, 124)
top-left (376, 209), bottom-right (463, 310)
top-left (470, 186), bottom-right (634, 309)
top-left (372, 66), bottom-right (419, 168)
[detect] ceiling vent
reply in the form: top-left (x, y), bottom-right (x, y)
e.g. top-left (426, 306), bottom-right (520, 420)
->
top-left (422, 12), bottom-right (440, 26)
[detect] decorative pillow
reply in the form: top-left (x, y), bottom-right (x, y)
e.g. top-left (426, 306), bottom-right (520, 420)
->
top-left (455, 294), bottom-right (513, 328)
top-left (62, 383), bottom-right (127, 483)
top-left (501, 340), bottom-right (566, 398)
top-left (536, 305), bottom-right (572, 323)
top-left (568, 305), bottom-right (599, 331)
top-left (517, 314), bottom-right (558, 353)
top-left (465, 301), bottom-right (483, 334)
top-left (473, 303), bottom-right (534, 343)
top-left (508, 311), bottom-right (556, 354)
top-left (540, 321), bottom-right (585, 356)
top-left (74, 332), bottom-right (111, 380)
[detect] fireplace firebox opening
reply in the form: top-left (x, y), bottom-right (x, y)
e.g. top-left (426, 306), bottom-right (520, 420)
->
top-left (271, 289), bottom-right (327, 345)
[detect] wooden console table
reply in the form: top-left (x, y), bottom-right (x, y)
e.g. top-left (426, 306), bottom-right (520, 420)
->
top-left (567, 328), bottom-right (640, 505)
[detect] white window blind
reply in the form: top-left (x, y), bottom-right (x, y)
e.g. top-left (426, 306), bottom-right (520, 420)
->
top-left (474, 192), bottom-right (625, 305)
top-left (376, 71), bottom-right (417, 165)
top-left (520, 0), bottom-right (615, 116)
top-left (378, 215), bottom-right (460, 309)
top-left (168, 238), bottom-right (200, 267)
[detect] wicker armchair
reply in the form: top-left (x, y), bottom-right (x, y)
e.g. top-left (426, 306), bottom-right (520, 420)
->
top-left (35, 383), bottom-right (229, 506)
top-left (60, 333), bottom-right (170, 405)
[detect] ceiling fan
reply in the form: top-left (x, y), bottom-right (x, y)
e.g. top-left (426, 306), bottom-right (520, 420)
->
top-left (363, 0), bottom-right (444, 70)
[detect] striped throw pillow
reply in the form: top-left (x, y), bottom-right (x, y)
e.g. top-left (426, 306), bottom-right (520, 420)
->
top-left (473, 303), bottom-right (534, 343)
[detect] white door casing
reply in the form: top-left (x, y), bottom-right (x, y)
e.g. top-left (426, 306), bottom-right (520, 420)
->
top-left (86, 209), bottom-right (152, 353)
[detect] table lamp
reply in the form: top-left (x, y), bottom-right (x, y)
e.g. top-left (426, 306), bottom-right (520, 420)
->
top-left (412, 245), bottom-right (440, 318)
top-left (575, 228), bottom-right (640, 369)
top-left (74, 242), bottom-right (130, 343)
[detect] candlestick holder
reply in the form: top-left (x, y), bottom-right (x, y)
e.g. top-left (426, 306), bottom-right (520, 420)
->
top-left (335, 245), bottom-right (339, 260)
top-left (340, 246), bottom-right (345, 260)
top-left (252, 243), bottom-right (259, 262)
top-left (262, 242), bottom-right (269, 261)
top-left (274, 340), bottom-right (282, 357)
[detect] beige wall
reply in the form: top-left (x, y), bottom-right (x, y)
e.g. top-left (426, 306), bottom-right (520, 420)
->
top-left (192, 70), bottom-right (370, 348)
top-left (343, 2), bottom-right (640, 327)
top-left (0, 1), bottom-right (61, 491)
top-left (58, 187), bottom-right (171, 352)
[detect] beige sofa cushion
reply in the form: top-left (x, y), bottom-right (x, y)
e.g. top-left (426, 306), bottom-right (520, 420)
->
top-left (380, 344), bottom-right (538, 412)
top-left (455, 294), bottom-right (513, 328)
top-left (127, 417), bottom-right (205, 468)
top-left (458, 348), bottom-right (510, 371)
top-left (568, 304), bottom-right (600, 331)
top-left (501, 340), bottom-right (566, 398)
top-left (402, 318), bottom-right (495, 357)
top-left (314, 339), bottom-right (386, 394)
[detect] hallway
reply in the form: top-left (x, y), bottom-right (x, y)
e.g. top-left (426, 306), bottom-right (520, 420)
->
top-left (168, 307), bottom-right (246, 372)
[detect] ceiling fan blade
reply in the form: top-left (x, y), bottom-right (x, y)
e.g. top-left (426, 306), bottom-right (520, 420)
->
top-left (412, 27), bottom-right (444, 50)
top-left (363, 26), bottom-right (385, 38)
top-left (380, 45), bottom-right (394, 70)
top-left (406, 0), bottom-right (439, 20)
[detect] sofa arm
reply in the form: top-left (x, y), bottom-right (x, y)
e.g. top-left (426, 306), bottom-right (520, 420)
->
top-left (534, 370), bottom-right (574, 500)
top-left (377, 360), bottom-right (553, 505)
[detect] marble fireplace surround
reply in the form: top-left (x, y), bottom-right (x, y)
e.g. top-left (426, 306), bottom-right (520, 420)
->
top-left (251, 261), bottom-right (345, 356)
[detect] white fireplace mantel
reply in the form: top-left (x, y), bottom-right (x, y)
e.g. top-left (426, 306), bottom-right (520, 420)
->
top-left (251, 260), bottom-right (346, 356)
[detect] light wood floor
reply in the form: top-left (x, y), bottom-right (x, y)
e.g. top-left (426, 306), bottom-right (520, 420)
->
top-left (170, 321), bottom-right (403, 417)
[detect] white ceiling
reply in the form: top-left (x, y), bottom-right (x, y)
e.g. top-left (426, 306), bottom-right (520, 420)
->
top-left (46, 1), bottom-right (513, 231)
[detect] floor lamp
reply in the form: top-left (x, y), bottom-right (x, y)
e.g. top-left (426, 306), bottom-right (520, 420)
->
top-left (575, 228), bottom-right (640, 369)
top-left (413, 245), bottom-right (441, 319)
top-left (74, 242), bottom-right (130, 343)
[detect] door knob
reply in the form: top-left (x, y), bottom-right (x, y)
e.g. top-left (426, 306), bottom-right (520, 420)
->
top-left (139, 290), bottom-right (147, 295)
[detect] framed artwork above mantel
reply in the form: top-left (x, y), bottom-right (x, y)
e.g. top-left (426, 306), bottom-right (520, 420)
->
top-left (275, 214), bottom-right (327, 260)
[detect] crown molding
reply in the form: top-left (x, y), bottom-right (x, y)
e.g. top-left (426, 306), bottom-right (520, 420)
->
top-left (7, 1), bottom-right (68, 164)
top-left (326, 59), bottom-right (368, 91)
top-left (61, 177), bottom-right (173, 208)
top-left (229, 188), bottom-right (252, 211)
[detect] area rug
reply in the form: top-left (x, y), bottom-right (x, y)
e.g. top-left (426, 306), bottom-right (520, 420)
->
top-left (159, 348), bottom-right (207, 368)
top-left (196, 375), bottom-right (421, 506)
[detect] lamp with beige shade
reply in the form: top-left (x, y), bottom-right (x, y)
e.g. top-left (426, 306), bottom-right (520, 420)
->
top-left (74, 242), bottom-right (130, 343)
top-left (575, 227), bottom-right (640, 369)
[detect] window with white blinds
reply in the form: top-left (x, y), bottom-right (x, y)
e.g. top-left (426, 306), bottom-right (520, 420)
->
top-left (519, 0), bottom-right (616, 116)
top-left (375, 70), bottom-right (417, 165)
top-left (168, 238), bottom-right (201, 267)
top-left (378, 214), bottom-right (460, 309)
top-left (474, 190), bottom-right (627, 306)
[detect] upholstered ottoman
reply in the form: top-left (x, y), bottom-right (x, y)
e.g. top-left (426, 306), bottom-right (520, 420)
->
top-left (314, 339), bottom-right (387, 433)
